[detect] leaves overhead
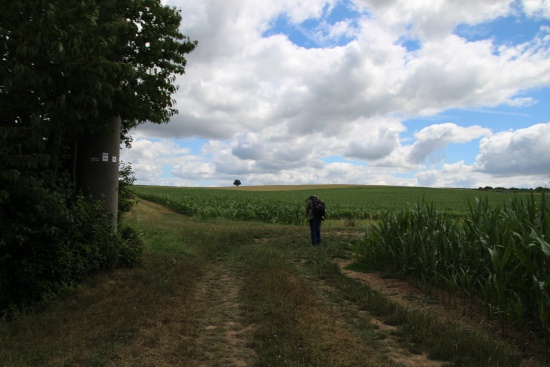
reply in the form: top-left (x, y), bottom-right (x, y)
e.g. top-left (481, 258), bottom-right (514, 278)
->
top-left (0, 0), bottom-right (196, 310)
top-left (0, 0), bottom-right (197, 140)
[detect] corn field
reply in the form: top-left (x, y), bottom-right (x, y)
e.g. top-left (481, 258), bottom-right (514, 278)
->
top-left (131, 185), bottom-right (517, 225)
top-left (132, 185), bottom-right (548, 342)
top-left (132, 186), bottom-right (306, 224)
top-left (355, 193), bottom-right (550, 343)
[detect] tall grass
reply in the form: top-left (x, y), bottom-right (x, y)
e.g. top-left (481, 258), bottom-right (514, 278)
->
top-left (355, 193), bottom-right (550, 344)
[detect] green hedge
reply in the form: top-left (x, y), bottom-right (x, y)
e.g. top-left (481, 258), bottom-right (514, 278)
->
top-left (0, 178), bottom-right (142, 313)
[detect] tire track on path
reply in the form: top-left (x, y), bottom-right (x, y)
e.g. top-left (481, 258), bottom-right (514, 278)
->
top-left (188, 263), bottom-right (256, 367)
top-left (104, 258), bottom-right (255, 367)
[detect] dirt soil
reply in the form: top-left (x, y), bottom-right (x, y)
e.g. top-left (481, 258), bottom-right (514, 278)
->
top-left (336, 259), bottom-right (549, 367)
top-left (105, 263), bottom-right (256, 367)
top-left (336, 260), bottom-right (477, 367)
top-left (337, 260), bottom-right (488, 329)
top-left (106, 253), bottom-right (455, 366)
top-left (333, 261), bottom-right (450, 367)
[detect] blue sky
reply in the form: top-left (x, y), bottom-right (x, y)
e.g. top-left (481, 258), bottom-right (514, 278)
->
top-left (121, 0), bottom-right (550, 188)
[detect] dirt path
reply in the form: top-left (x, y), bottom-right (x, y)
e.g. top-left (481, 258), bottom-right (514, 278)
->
top-left (315, 264), bottom-right (447, 367)
top-left (337, 259), bottom-right (488, 329)
top-left (108, 200), bottom-right (532, 367)
top-left (104, 262), bottom-right (256, 367)
top-left (187, 264), bottom-right (255, 367)
top-left (105, 236), bottom-right (445, 366)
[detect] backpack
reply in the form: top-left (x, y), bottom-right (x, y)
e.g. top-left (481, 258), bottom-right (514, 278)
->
top-left (311, 197), bottom-right (326, 217)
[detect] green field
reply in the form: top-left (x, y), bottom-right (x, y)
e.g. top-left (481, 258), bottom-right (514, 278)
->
top-left (131, 184), bottom-right (550, 348)
top-left (131, 185), bottom-right (523, 225)
top-left (4, 185), bottom-right (542, 365)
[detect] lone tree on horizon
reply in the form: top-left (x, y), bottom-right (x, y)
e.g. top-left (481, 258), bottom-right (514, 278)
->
top-left (233, 180), bottom-right (242, 187)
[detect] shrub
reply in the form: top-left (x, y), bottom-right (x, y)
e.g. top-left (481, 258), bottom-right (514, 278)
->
top-left (118, 162), bottom-right (138, 221)
top-left (117, 225), bottom-right (143, 267)
top-left (0, 175), bottom-right (143, 313)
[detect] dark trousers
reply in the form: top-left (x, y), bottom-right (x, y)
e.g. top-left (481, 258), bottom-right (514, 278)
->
top-left (309, 217), bottom-right (322, 245)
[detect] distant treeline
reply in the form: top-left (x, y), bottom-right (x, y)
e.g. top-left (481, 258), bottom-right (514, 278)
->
top-left (477, 186), bottom-right (550, 192)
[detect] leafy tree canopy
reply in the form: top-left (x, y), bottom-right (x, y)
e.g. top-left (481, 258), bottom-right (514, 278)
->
top-left (1, 0), bottom-right (197, 146)
top-left (0, 0), bottom-right (196, 310)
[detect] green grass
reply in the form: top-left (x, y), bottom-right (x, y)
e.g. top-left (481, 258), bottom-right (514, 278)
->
top-left (1, 194), bottom-right (545, 366)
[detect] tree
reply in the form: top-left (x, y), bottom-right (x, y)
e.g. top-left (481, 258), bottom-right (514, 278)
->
top-left (234, 180), bottom-right (242, 187)
top-left (1, 0), bottom-right (197, 230)
top-left (0, 0), bottom-right (196, 309)
top-left (118, 161), bottom-right (138, 221)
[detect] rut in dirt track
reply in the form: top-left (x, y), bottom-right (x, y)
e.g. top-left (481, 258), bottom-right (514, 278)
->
top-left (103, 261), bottom-right (255, 367)
top-left (188, 263), bottom-right (256, 367)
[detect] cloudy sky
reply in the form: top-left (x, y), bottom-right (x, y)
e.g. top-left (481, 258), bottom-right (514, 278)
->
top-left (121, 0), bottom-right (550, 189)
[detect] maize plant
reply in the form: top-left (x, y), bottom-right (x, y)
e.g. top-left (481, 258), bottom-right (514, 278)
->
top-left (356, 193), bottom-right (550, 343)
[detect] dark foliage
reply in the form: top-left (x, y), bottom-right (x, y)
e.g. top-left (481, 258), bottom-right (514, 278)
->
top-left (1, 179), bottom-right (108, 309)
top-left (0, 0), bottom-right (193, 312)
top-left (118, 162), bottom-right (139, 221)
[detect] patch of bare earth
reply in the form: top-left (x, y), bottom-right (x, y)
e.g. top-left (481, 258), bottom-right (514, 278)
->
top-left (311, 268), bottom-right (445, 367)
top-left (337, 259), bottom-right (499, 331)
top-left (364, 318), bottom-right (443, 367)
top-left (106, 263), bottom-right (255, 367)
top-left (335, 259), bottom-right (547, 367)
top-left (188, 264), bottom-right (256, 367)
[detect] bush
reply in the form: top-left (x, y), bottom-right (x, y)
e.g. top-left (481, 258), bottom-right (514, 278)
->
top-left (117, 225), bottom-right (143, 267)
top-left (116, 162), bottom-right (143, 267)
top-left (0, 176), bottom-right (143, 313)
top-left (118, 162), bottom-right (138, 221)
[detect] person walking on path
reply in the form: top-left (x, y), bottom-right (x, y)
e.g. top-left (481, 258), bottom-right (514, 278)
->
top-left (305, 195), bottom-right (325, 246)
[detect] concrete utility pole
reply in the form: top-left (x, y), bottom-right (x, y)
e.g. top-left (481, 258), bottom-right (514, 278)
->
top-left (76, 116), bottom-right (121, 232)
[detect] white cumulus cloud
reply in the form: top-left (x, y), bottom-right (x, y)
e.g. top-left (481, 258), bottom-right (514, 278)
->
top-left (121, 0), bottom-right (550, 189)
top-left (474, 122), bottom-right (550, 176)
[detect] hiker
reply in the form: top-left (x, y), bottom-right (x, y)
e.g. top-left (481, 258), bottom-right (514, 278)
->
top-left (305, 195), bottom-right (325, 246)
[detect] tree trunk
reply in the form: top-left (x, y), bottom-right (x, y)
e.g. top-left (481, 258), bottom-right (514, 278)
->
top-left (75, 116), bottom-right (121, 232)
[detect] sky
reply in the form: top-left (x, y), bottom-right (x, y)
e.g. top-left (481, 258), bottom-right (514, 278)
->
top-left (120, 0), bottom-right (550, 189)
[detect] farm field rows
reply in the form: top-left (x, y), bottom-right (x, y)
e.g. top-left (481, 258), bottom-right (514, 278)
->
top-left (131, 184), bottom-right (522, 224)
